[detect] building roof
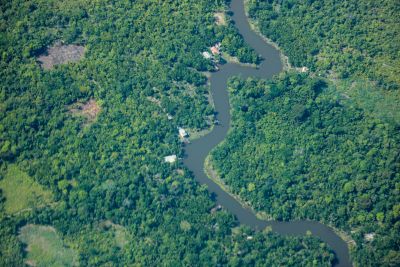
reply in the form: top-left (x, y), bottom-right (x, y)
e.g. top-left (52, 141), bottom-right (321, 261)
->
top-left (164, 155), bottom-right (177, 163)
top-left (178, 127), bottom-right (188, 137)
top-left (202, 51), bottom-right (212, 59)
top-left (210, 42), bottom-right (221, 55)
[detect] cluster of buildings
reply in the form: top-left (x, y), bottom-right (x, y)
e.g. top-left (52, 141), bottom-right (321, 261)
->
top-left (163, 43), bottom-right (223, 165)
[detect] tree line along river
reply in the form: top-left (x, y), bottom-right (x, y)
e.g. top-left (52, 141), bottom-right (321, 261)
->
top-left (183, 0), bottom-right (351, 266)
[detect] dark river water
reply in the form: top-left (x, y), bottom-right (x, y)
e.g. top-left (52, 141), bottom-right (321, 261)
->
top-left (183, 0), bottom-right (351, 266)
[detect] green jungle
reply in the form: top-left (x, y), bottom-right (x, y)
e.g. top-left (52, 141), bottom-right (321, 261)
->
top-left (1, 0), bottom-right (399, 266)
top-left (211, 0), bottom-right (399, 266)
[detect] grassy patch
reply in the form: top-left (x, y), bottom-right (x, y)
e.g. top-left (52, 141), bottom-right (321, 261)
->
top-left (335, 79), bottom-right (400, 125)
top-left (99, 220), bottom-right (129, 248)
top-left (0, 165), bottom-right (53, 214)
top-left (221, 52), bottom-right (257, 68)
top-left (18, 224), bottom-right (78, 267)
top-left (187, 126), bottom-right (214, 141)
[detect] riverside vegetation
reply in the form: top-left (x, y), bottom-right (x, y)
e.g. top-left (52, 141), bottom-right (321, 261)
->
top-left (1, 0), bottom-right (336, 266)
top-left (210, 0), bottom-right (399, 266)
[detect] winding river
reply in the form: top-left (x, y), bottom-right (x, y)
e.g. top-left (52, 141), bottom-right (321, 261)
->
top-left (183, 0), bottom-right (351, 266)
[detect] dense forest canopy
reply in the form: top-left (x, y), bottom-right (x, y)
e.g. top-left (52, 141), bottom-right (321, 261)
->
top-left (211, 74), bottom-right (399, 266)
top-left (0, 0), bottom-right (335, 266)
top-left (247, 0), bottom-right (400, 89)
top-left (209, 0), bottom-right (400, 266)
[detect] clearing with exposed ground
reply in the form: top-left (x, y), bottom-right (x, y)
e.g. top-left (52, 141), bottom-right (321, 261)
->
top-left (69, 99), bottom-right (101, 126)
top-left (214, 12), bottom-right (227, 26)
top-left (37, 42), bottom-right (85, 70)
top-left (99, 220), bottom-right (129, 248)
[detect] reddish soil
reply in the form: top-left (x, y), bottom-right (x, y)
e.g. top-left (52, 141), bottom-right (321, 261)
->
top-left (69, 99), bottom-right (100, 125)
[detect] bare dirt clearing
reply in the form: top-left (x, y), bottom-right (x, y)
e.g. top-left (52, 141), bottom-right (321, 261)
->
top-left (214, 12), bottom-right (227, 26)
top-left (69, 99), bottom-right (101, 126)
top-left (37, 42), bottom-right (85, 69)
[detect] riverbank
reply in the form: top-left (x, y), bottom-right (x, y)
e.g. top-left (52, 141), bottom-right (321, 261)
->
top-left (204, 155), bottom-right (274, 220)
top-left (243, 0), bottom-right (291, 71)
top-left (187, 126), bottom-right (214, 141)
top-left (244, 0), bottom-right (356, 255)
top-left (221, 52), bottom-right (258, 68)
top-left (183, 0), bottom-right (352, 265)
top-left (206, 155), bottom-right (356, 256)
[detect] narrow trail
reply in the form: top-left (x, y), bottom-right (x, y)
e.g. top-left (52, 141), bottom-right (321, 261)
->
top-left (183, 0), bottom-right (352, 266)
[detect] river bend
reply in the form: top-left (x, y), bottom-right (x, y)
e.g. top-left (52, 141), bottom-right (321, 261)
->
top-left (183, 0), bottom-right (351, 266)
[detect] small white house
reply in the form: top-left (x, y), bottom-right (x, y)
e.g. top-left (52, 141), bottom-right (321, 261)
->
top-left (178, 127), bottom-right (188, 138)
top-left (164, 155), bottom-right (177, 163)
top-left (202, 51), bottom-right (212, 59)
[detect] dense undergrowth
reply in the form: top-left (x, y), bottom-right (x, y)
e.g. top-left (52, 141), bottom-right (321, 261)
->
top-left (0, 0), bottom-right (335, 266)
top-left (210, 0), bottom-right (400, 266)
